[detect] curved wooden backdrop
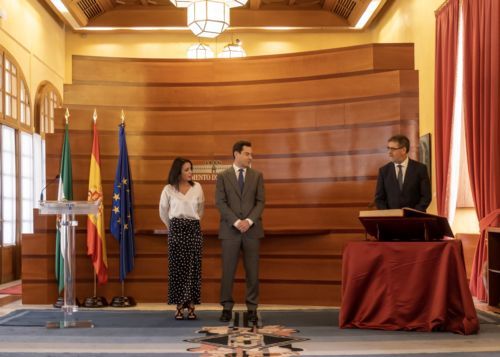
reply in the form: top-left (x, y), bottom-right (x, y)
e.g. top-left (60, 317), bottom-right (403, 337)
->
top-left (22, 43), bottom-right (419, 306)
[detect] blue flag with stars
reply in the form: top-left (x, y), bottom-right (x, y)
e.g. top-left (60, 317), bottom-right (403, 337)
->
top-left (110, 123), bottom-right (135, 282)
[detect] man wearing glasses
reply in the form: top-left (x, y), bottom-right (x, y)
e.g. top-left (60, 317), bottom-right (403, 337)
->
top-left (374, 135), bottom-right (431, 212)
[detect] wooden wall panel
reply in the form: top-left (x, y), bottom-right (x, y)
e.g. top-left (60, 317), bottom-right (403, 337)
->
top-left (72, 44), bottom-right (414, 84)
top-left (23, 44), bottom-right (419, 306)
top-left (64, 71), bottom-right (417, 108)
top-left (54, 96), bottom-right (417, 134)
top-left (45, 154), bottom-right (386, 184)
top-left (22, 232), bottom-right (354, 304)
top-left (22, 280), bottom-right (341, 305)
top-left (62, 180), bottom-right (376, 207)
top-left (31, 206), bottom-right (365, 233)
top-left (1, 247), bottom-right (14, 283)
top-left (24, 231), bottom-right (357, 256)
top-left (46, 124), bottom-right (406, 159)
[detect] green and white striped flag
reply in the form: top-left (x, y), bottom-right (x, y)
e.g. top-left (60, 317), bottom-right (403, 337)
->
top-left (55, 122), bottom-right (73, 293)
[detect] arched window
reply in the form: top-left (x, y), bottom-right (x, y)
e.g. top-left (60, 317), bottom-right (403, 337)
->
top-left (34, 82), bottom-right (62, 219)
top-left (35, 82), bottom-right (61, 136)
top-left (4, 57), bottom-right (18, 120)
top-left (20, 80), bottom-right (31, 127)
top-left (0, 47), bottom-right (34, 250)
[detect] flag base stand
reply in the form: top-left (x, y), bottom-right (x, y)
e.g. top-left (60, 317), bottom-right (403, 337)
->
top-left (110, 295), bottom-right (136, 307)
top-left (53, 297), bottom-right (81, 309)
top-left (82, 296), bottom-right (108, 308)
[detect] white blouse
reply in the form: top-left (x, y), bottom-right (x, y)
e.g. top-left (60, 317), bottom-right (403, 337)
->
top-left (159, 182), bottom-right (205, 228)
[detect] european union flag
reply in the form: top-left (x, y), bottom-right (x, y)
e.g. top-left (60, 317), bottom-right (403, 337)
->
top-left (110, 123), bottom-right (135, 282)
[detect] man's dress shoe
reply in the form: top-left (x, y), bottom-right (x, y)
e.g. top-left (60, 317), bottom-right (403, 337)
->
top-left (219, 309), bottom-right (232, 322)
top-left (247, 310), bottom-right (258, 323)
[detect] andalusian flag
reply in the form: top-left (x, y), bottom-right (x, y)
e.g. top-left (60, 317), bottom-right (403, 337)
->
top-left (87, 120), bottom-right (108, 284)
top-left (55, 122), bottom-right (73, 293)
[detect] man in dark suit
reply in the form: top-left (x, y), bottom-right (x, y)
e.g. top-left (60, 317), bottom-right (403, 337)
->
top-left (215, 140), bottom-right (265, 323)
top-left (375, 135), bottom-right (431, 212)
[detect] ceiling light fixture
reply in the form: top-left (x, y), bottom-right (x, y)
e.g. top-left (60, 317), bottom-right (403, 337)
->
top-left (225, 0), bottom-right (248, 7)
top-left (171, 0), bottom-right (247, 38)
top-left (218, 39), bottom-right (246, 58)
top-left (187, 43), bottom-right (214, 59)
top-left (169, 0), bottom-right (193, 8)
top-left (187, 0), bottom-right (230, 38)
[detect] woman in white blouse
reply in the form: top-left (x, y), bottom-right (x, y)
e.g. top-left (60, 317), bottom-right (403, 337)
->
top-left (159, 157), bottom-right (204, 320)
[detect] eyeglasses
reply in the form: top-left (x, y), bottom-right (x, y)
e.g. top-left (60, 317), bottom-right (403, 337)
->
top-left (387, 146), bottom-right (403, 152)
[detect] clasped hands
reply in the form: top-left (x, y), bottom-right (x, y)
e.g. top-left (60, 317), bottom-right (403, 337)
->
top-left (235, 219), bottom-right (251, 233)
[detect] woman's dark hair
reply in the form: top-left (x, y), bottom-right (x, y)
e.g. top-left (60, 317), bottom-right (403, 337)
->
top-left (168, 157), bottom-right (194, 189)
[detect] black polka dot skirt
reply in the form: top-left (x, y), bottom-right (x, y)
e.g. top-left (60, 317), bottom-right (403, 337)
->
top-left (167, 217), bottom-right (203, 305)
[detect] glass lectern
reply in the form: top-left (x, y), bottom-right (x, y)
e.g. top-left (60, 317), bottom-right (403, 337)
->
top-left (39, 200), bottom-right (99, 329)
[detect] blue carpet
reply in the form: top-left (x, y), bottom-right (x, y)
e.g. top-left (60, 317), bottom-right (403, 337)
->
top-left (0, 308), bottom-right (339, 328)
top-left (0, 308), bottom-right (498, 328)
top-left (0, 309), bottom-right (228, 328)
top-left (0, 309), bottom-right (499, 356)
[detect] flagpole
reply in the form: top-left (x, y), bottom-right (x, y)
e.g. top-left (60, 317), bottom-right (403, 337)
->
top-left (83, 109), bottom-right (109, 308)
top-left (53, 108), bottom-right (72, 309)
top-left (110, 109), bottom-right (136, 308)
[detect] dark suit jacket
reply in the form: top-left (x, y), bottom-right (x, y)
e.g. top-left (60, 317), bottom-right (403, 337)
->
top-left (215, 167), bottom-right (265, 239)
top-left (374, 159), bottom-right (431, 212)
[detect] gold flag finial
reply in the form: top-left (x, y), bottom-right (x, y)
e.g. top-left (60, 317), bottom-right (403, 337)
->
top-left (93, 108), bottom-right (97, 123)
top-left (65, 108), bottom-right (70, 124)
top-left (121, 109), bottom-right (125, 124)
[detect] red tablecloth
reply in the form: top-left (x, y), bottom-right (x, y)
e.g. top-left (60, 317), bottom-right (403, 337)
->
top-left (339, 240), bottom-right (479, 335)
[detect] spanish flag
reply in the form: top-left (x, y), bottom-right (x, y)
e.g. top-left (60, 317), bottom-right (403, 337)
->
top-left (87, 120), bottom-right (108, 284)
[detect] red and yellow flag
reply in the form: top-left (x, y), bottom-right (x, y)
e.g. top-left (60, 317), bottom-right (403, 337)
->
top-left (87, 121), bottom-right (108, 284)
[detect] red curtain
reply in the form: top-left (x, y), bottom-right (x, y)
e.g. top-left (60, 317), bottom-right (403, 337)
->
top-left (463, 0), bottom-right (500, 301)
top-left (434, 0), bottom-right (460, 217)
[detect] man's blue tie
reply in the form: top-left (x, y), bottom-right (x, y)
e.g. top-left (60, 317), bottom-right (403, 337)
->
top-left (238, 168), bottom-right (244, 193)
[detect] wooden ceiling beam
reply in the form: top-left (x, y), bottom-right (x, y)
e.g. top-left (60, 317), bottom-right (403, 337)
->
top-left (98, 0), bottom-right (114, 10)
top-left (62, 0), bottom-right (89, 26)
top-left (249, 0), bottom-right (262, 10)
top-left (346, 0), bottom-right (369, 27)
top-left (322, 0), bottom-right (337, 11)
top-left (87, 8), bottom-right (349, 28)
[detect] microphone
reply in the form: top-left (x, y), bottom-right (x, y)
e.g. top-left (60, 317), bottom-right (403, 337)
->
top-left (39, 174), bottom-right (60, 201)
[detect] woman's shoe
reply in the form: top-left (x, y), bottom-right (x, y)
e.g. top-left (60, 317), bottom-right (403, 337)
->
top-left (187, 303), bottom-right (197, 320)
top-left (175, 304), bottom-right (184, 320)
